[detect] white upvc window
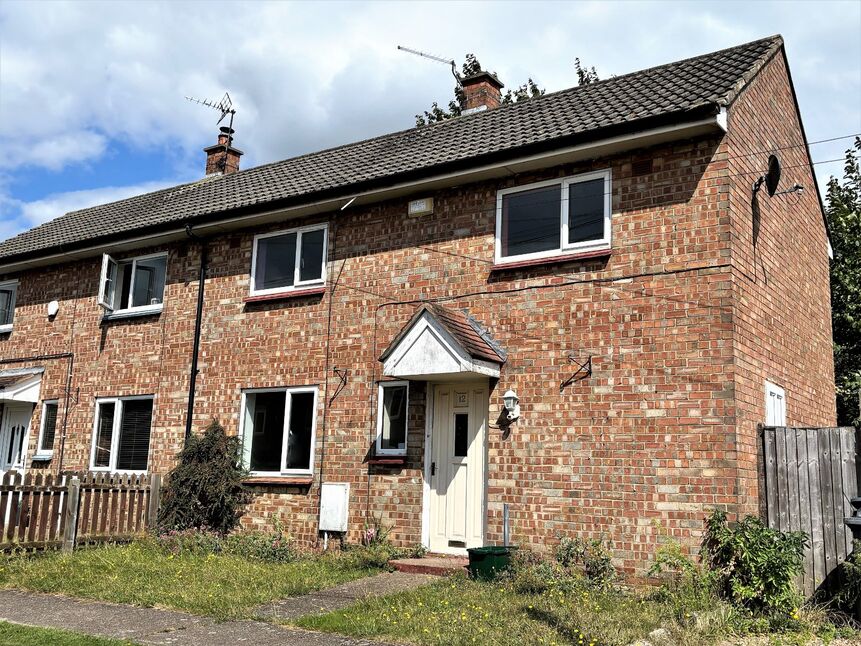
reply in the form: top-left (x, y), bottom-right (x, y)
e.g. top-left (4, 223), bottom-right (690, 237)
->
top-left (98, 252), bottom-right (167, 315)
top-left (495, 169), bottom-right (612, 264)
top-left (765, 381), bottom-right (786, 427)
top-left (250, 223), bottom-right (328, 296)
top-left (241, 386), bottom-right (318, 476)
top-left (376, 381), bottom-right (409, 456)
top-left (34, 400), bottom-right (59, 459)
top-left (0, 280), bottom-right (18, 333)
top-left (90, 396), bottom-right (154, 473)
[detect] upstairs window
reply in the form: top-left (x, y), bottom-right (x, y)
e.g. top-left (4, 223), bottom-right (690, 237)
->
top-left (99, 253), bottom-right (167, 314)
top-left (0, 280), bottom-right (18, 332)
top-left (35, 400), bottom-right (59, 458)
top-left (90, 396), bottom-right (154, 473)
top-left (241, 387), bottom-right (318, 475)
top-left (495, 169), bottom-right (611, 264)
top-left (251, 224), bottom-right (327, 296)
top-left (376, 381), bottom-right (408, 456)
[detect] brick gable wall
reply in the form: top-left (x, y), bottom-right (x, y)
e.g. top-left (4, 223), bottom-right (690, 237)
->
top-left (725, 52), bottom-right (837, 518)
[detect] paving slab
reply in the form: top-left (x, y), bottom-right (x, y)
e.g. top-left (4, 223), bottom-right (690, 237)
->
top-left (0, 589), bottom-right (399, 645)
top-left (258, 571), bottom-right (435, 621)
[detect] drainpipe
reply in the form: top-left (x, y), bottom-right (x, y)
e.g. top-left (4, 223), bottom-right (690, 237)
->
top-left (184, 225), bottom-right (207, 444)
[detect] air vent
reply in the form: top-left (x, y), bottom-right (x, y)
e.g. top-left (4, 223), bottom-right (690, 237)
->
top-left (632, 159), bottom-right (653, 176)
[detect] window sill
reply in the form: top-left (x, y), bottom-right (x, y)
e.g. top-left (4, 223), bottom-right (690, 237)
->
top-left (102, 305), bottom-right (163, 322)
top-left (32, 453), bottom-right (53, 461)
top-left (0, 324), bottom-right (12, 334)
top-left (492, 248), bottom-right (611, 272)
top-left (368, 456), bottom-right (407, 466)
top-left (244, 476), bottom-right (314, 486)
top-left (244, 286), bottom-right (326, 304)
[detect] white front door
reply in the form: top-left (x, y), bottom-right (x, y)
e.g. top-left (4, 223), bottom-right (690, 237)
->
top-left (427, 383), bottom-right (487, 554)
top-left (0, 403), bottom-right (33, 474)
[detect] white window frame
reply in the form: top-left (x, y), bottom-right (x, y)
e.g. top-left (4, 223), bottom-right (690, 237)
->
top-left (98, 252), bottom-right (167, 316)
top-left (376, 380), bottom-right (409, 456)
top-left (250, 223), bottom-right (328, 297)
top-left (35, 399), bottom-right (59, 459)
top-left (89, 395), bottom-right (154, 474)
top-left (0, 279), bottom-right (19, 333)
top-left (765, 380), bottom-right (786, 427)
top-left (240, 386), bottom-right (318, 476)
top-left (494, 169), bottom-right (612, 265)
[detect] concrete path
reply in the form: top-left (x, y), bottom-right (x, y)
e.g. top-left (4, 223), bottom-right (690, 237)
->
top-left (257, 571), bottom-right (435, 621)
top-left (0, 589), bottom-right (399, 645)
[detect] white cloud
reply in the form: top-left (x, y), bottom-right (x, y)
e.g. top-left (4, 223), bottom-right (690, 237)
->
top-left (0, 179), bottom-right (177, 242)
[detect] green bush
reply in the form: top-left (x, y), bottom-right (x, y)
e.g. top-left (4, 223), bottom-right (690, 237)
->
top-left (503, 548), bottom-right (582, 594)
top-left (155, 520), bottom-right (296, 563)
top-left (555, 535), bottom-right (617, 589)
top-left (157, 420), bottom-right (252, 534)
top-left (155, 527), bottom-right (223, 556)
top-left (837, 539), bottom-right (861, 608)
top-left (702, 509), bottom-right (807, 617)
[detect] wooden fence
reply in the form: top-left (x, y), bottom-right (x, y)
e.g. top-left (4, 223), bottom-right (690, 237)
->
top-left (0, 472), bottom-right (161, 552)
top-left (762, 426), bottom-right (858, 597)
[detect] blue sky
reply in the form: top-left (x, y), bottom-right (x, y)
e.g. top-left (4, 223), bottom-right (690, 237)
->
top-left (1, 0), bottom-right (859, 242)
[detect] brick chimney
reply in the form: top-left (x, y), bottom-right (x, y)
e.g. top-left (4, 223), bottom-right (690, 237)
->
top-left (461, 71), bottom-right (504, 114)
top-left (203, 126), bottom-right (243, 175)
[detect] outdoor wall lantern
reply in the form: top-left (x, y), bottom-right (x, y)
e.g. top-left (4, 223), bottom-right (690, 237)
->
top-left (502, 389), bottom-right (520, 423)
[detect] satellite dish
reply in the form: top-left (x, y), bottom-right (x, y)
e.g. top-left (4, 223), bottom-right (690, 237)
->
top-left (765, 155), bottom-right (781, 197)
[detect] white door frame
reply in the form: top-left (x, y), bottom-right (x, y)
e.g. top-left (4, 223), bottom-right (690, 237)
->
top-left (420, 381), bottom-right (488, 554)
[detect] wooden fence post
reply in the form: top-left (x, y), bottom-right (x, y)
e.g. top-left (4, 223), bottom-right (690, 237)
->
top-left (147, 474), bottom-right (161, 531)
top-left (62, 477), bottom-right (80, 552)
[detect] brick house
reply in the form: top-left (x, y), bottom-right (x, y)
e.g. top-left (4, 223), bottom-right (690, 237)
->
top-left (0, 35), bottom-right (836, 574)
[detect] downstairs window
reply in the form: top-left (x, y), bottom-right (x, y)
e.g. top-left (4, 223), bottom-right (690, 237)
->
top-left (90, 396), bottom-right (154, 472)
top-left (241, 387), bottom-right (318, 475)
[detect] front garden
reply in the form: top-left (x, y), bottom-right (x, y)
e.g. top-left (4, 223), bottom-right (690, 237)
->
top-left (2, 424), bottom-right (860, 645)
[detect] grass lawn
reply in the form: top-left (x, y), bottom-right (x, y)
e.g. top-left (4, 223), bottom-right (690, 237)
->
top-left (0, 621), bottom-right (133, 646)
top-left (0, 541), bottom-right (378, 621)
top-left (294, 574), bottom-right (855, 646)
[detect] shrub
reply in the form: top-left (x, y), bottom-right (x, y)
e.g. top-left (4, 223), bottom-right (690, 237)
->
top-left (837, 539), bottom-right (861, 608)
top-left (555, 535), bottom-right (617, 589)
top-left (155, 527), bottom-right (223, 556)
top-left (157, 420), bottom-right (252, 534)
top-left (155, 519), bottom-right (296, 563)
top-left (223, 518), bottom-right (295, 563)
top-left (504, 548), bottom-right (582, 594)
top-left (702, 509), bottom-right (807, 617)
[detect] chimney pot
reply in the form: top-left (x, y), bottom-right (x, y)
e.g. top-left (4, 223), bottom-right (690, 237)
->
top-left (461, 71), bottom-right (504, 114)
top-left (203, 127), bottom-right (243, 176)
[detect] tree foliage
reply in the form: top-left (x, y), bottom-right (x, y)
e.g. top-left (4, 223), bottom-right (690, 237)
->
top-left (157, 420), bottom-right (252, 534)
top-left (416, 54), bottom-right (599, 127)
top-left (828, 137), bottom-right (861, 426)
top-left (574, 57), bottom-right (600, 85)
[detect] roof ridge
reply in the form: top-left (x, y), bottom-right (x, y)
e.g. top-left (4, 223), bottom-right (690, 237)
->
top-left (222, 35), bottom-right (784, 181)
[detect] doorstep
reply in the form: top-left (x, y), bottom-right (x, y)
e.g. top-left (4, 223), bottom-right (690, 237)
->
top-left (389, 555), bottom-right (469, 576)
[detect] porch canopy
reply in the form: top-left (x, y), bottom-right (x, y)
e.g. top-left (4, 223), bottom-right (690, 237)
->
top-left (379, 303), bottom-right (505, 381)
top-left (0, 367), bottom-right (43, 403)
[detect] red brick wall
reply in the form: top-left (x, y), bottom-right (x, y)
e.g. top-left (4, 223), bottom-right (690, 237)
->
top-left (0, 77), bottom-right (834, 576)
top-left (725, 51), bottom-right (837, 517)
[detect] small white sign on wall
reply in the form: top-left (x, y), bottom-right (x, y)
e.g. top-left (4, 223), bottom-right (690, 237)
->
top-left (319, 482), bottom-right (350, 532)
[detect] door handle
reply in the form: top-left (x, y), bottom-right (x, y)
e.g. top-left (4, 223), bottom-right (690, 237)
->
top-left (431, 462), bottom-right (436, 476)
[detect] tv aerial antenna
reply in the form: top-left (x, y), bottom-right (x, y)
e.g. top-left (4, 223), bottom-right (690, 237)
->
top-left (184, 92), bottom-right (237, 143)
top-left (397, 45), bottom-right (461, 87)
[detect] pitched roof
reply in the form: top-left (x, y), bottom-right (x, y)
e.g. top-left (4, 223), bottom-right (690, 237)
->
top-left (380, 303), bottom-right (506, 365)
top-left (0, 35), bottom-right (783, 265)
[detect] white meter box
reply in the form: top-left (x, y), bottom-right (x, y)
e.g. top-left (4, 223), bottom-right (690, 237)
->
top-left (319, 482), bottom-right (350, 532)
